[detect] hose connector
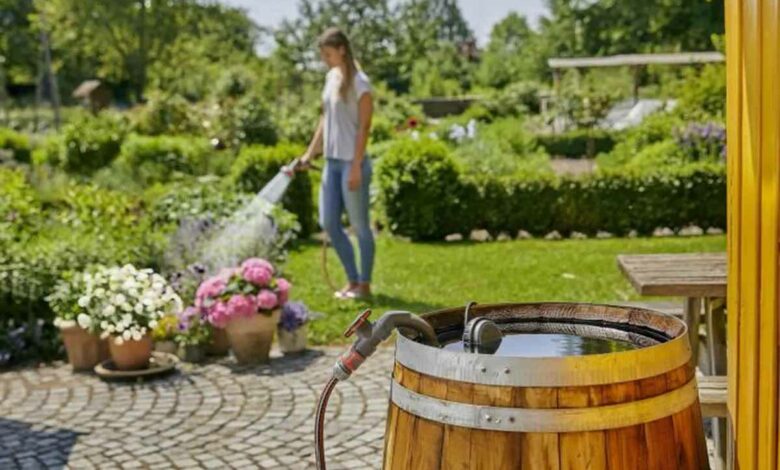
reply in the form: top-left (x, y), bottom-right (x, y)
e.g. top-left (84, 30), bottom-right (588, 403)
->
top-left (333, 309), bottom-right (439, 381)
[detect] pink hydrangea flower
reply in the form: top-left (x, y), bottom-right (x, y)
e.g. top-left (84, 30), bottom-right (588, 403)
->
top-left (276, 278), bottom-right (291, 304)
top-left (196, 276), bottom-right (226, 306)
top-left (242, 264), bottom-right (272, 287)
top-left (217, 267), bottom-right (239, 281)
top-left (205, 301), bottom-right (230, 328)
top-left (241, 258), bottom-right (274, 273)
top-left (226, 294), bottom-right (257, 318)
top-left (256, 290), bottom-right (278, 311)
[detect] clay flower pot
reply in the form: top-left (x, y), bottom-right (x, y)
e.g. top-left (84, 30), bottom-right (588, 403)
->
top-left (278, 324), bottom-right (307, 355)
top-left (206, 328), bottom-right (230, 356)
top-left (109, 335), bottom-right (153, 370)
top-left (60, 326), bottom-right (109, 371)
top-left (154, 340), bottom-right (177, 355)
top-left (225, 310), bottom-right (280, 365)
top-left (178, 344), bottom-right (206, 363)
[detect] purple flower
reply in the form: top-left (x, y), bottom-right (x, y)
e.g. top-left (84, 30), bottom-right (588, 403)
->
top-left (279, 302), bottom-right (309, 332)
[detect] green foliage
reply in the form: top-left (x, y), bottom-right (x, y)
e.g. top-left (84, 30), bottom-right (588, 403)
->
top-left (115, 134), bottom-right (217, 186)
top-left (410, 42), bottom-right (473, 97)
top-left (479, 81), bottom-right (547, 119)
top-left (229, 143), bottom-right (315, 237)
top-left (58, 112), bottom-right (127, 174)
top-left (596, 112), bottom-right (684, 167)
top-left (214, 92), bottom-right (279, 148)
top-left (46, 270), bottom-right (90, 324)
top-left (675, 64), bottom-right (726, 120)
top-left (477, 13), bottom-right (542, 88)
top-left (537, 129), bottom-right (618, 159)
top-left (130, 92), bottom-right (205, 136)
top-left (145, 179), bottom-right (251, 228)
top-left (0, 127), bottom-right (31, 163)
top-left (0, 167), bottom-right (41, 242)
top-left (375, 138), bottom-right (465, 240)
top-left (557, 70), bottom-right (623, 130)
top-left (376, 145), bottom-right (726, 240)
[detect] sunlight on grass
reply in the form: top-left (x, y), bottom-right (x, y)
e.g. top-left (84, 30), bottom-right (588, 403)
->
top-left (285, 235), bottom-right (726, 345)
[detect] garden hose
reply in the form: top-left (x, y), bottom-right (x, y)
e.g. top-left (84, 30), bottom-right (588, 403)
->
top-left (314, 376), bottom-right (339, 470)
top-left (320, 235), bottom-right (339, 293)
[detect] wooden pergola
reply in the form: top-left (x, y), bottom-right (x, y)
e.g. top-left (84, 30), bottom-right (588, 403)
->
top-left (547, 52), bottom-right (725, 102)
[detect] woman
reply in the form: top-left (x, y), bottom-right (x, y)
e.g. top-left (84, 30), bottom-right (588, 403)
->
top-left (299, 28), bottom-right (374, 300)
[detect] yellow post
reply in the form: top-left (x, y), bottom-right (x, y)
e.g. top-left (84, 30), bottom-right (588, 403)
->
top-left (726, 0), bottom-right (780, 469)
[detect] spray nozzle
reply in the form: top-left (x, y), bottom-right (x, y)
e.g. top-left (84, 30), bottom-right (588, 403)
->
top-left (332, 309), bottom-right (439, 381)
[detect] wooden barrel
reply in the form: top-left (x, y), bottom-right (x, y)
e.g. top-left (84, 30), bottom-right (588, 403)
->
top-left (383, 303), bottom-right (709, 470)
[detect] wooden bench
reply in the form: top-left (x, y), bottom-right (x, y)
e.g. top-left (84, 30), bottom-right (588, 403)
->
top-left (698, 375), bottom-right (728, 418)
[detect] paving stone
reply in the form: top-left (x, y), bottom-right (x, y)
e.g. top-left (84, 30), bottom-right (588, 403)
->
top-left (0, 347), bottom-right (395, 469)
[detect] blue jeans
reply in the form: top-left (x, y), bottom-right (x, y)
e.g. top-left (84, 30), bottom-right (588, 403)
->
top-left (319, 158), bottom-right (375, 283)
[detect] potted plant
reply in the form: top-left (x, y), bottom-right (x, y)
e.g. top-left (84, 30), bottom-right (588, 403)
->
top-left (48, 271), bottom-right (109, 371)
top-left (278, 301), bottom-right (311, 355)
top-left (83, 265), bottom-right (182, 370)
top-left (151, 314), bottom-right (179, 354)
top-left (194, 258), bottom-right (291, 365)
top-left (174, 307), bottom-right (211, 363)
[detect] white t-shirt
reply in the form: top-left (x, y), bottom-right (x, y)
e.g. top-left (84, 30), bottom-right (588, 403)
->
top-left (322, 68), bottom-right (372, 161)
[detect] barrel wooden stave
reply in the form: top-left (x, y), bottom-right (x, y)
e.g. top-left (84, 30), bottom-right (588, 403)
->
top-left (385, 362), bottom-right (708, 470)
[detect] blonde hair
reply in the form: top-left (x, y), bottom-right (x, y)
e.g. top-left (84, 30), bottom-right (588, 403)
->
top-left (318, 27), bottom-right (358, 100)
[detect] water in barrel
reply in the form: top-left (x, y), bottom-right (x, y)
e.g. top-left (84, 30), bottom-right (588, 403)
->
top-left (443, 332), bottom-right (638, 357)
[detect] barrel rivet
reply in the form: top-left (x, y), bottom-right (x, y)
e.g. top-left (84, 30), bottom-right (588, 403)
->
top-left (503, 367), bottom-right (510, 374)
top-left (509, 417), bottom-right (515, 423)
top-left (485, 415), bottom-right (492, 422)
top-left (480, 366), bottom-right (487, 373)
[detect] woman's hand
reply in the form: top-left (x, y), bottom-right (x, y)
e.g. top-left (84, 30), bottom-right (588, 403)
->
top-left (348, 161), bottom-right (362, 191)
top-left (297, 153), bottom-right (312, 172)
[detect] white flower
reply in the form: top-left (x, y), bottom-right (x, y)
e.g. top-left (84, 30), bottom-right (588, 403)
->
top-left (122, 330), bottom-right (132, 341)
top-left (94, 288), bottom-right (106, 297)
top-left (76, 314), bottom-right (92, 329)
top-left (149, 320), bottom-right (158, 329)
top-left (77, 296), bottom-right (90, 308)
top-left (113, 294), bottom-right (126, 306)
top-left (134, 303), bottom-right (144, 314)
top-left (102, 305), bottom-right (116, 316)
top-left (132, 330), bottom-right (142, 341)
top-left (121, 313), bottom-right (132, 324)
top-left (114, 324), bottom-right (124, 333)
top-left (114, 336), bottom-right (124, 345)
top-left (54, 318), bottom-right (76, 329)
top-left (121, 302), bottom-right (132, 312)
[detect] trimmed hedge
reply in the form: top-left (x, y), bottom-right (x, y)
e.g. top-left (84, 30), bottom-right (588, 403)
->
top-left (0, 127), bottom-right (31, 163)
top-left (116, 134), bottom-right (218, 185)
top-left (537, 129), bottom-right (617, 159)
top-left (229, 143), bottom-right (315, 237)
top-left (376, 139), bottom-right (726, 240)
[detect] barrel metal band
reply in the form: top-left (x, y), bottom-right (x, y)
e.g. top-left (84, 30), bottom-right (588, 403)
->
top-left (395, 333), bottom-right (691, 386)
top-left (390, 378), bottom-right (699, 433)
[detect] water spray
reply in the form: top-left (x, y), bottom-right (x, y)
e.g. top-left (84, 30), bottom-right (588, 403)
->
top-left (314, 309), bottom-right (439, 470)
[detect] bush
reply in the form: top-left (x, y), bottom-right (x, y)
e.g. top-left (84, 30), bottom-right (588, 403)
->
top-left (376, 138), bottom-right (466, 240)
top-left (229, 143), bottom-right (314, 236)
top-left (481, 81), bottom-right (546, 118)
top-left (216, 93), bottom-right (278, 148)
top-left (675, 64), bottom-right (726, 120)
top-left (537, 129), bottom-right (618, 158)
top-left (0, 168), bottom-right (41, 242)
top-left (115, 134), bottom-right (217, 186)
top-left (145, 179), bottom-right (251, 227)
top-left (376, 144), bottom-right (726, 240)
top-left (58, 112), bottom-right (127, 174)
top-left (0, 127), bottom-right (31, 163)
top-left (130, 92), bottom-right (204, 136)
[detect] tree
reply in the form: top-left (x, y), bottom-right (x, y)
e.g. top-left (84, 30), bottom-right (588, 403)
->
top-left (36, 0), bottom-right (258, 102)
top-left (0, 0), bottom-right (38, 86)
top-left (477, 13), bottom-right (541, 89)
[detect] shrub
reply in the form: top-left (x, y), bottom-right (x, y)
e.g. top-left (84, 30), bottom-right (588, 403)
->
top-left (481, 81), bottom-right (546, 118)
top-left (376, 138), bottom-right (465, 240)
top-left (130, 92), bottom-right (204, 136)
top-left (675, 64), bottom-right (726, 120)
top-left (229, 143), bottom-right (314, 237)
top-left (537, 129), bottom-right (618, 158)
top-left (59, 112), bottom-right (127, 174)
top-left (0, 127), bottom-right (31, 163)
top-left (0, 168), bottom-right (40, 242)
top-left (376, 146), bottom-right (726, 240)
top-left (216, 93), bottom-right (278, 148)
top-left (146, 180), bottom-right (251, 227)
top-left (115, 134), bottom-right (217, 185)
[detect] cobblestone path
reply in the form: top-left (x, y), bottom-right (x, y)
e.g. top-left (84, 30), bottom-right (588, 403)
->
top-left (0, 347), bottom-right (395, 469)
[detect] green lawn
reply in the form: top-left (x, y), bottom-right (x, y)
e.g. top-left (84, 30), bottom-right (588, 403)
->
top-left (286, 235), bottom-right (726, 345)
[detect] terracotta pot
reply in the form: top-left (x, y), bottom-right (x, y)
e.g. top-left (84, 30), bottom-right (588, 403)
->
top-left (60, 326), bottom-right (110, 371)
top-left (278, 324), bottom-right (308, 354)
top-left (178, 344), bottom-right (206, 363)
top-left (108, 335), bottom-right (153, 370)
top-left (154, 340), bottom-right (177, 354)
top-left (225, 310), bottom-right (280, 365)
top-left (207, 328), bottom-right (230, 356)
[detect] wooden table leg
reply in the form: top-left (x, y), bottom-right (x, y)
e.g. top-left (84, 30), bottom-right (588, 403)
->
top-left (684, 297), bottom-right (702, 366)
top-left (706, 298), bottom-right (728, 470)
